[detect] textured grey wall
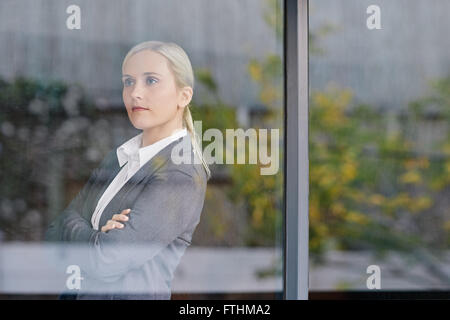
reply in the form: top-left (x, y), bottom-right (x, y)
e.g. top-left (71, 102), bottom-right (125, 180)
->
top-left (0, 0), bottom-right (280, 109)
top-left (310, 0), bottom-right (450, 110)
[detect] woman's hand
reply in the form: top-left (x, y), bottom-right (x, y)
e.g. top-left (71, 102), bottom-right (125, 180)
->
top-left (101, 209), bottom-right (131, 233)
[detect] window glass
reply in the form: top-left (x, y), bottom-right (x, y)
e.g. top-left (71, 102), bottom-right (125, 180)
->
top-left (0, 0), bottom-right (284, 299)
top-left (309, 0), bottom-right (450, 292)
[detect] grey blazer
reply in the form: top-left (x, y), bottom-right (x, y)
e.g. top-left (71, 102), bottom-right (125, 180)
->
top-left (44, 133), bottom-right (207, 300)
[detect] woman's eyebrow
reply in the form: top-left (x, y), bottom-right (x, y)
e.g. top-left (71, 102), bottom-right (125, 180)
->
top-left (122, 72), bottom-right (162, 78)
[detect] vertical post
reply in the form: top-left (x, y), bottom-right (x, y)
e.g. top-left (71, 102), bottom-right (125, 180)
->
top-left (284, 0), bottom-right (309, 300)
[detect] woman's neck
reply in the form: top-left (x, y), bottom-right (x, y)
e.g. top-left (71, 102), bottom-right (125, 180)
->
top-left (141, 119), bottom-right (184, 148)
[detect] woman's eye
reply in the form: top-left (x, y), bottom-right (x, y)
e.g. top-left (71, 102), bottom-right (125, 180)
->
top-left (123, 78), bottom-right (134, 87)
top-left (146, 77), bottom-right (158, 85)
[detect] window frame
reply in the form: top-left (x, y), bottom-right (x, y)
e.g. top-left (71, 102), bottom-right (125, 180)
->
top-left (283, 0), bottom-right (309, 300)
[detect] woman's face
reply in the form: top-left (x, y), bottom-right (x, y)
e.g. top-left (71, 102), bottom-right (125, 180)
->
top-left (121, 50), bottom-right (188, 131)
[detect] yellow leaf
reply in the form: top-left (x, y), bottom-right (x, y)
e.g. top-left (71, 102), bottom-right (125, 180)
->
top-left (399, 170), bottom-right (422, 184)
top-left (347, 211), bottom-right (369, 224)
top-left (331, 202), bottom-right (346, 216)
top-left (248, 63), bottom-right (262, 81)
top-left (409, 196), bottom-right (432, 213)
top-left (369, 194), bottom-right (385, 206)
top-left (341, 162), bottom-right (357, 182)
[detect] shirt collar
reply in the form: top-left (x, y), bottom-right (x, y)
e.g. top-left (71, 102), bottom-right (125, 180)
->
top-left (116, 128), bottom-right (187, 168)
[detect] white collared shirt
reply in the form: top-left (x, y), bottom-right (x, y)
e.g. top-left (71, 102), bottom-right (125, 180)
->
top-left (91, 128), bottom-right (188, 230)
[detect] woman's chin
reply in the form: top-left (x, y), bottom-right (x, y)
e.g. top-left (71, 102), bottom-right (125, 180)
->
top-left (129, 118), bottom-right (152, 130)
top-left (131, 122), bottom-right (158, 131)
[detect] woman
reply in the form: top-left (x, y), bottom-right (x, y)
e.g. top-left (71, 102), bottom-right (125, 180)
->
top-left (45, 41), bottom-right (210, 300)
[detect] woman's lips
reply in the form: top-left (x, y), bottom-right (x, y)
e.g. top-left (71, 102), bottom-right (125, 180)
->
top-left (132, 106), bottom-right (149, 112)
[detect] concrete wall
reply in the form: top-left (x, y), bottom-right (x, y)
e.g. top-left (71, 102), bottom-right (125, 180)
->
top-left (310, 0), bottom-right (450, 110)
top-left (0, 0), bottom-right (280, 109)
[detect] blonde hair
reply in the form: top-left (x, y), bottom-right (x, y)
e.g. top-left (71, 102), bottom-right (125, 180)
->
top-left (122, 41), bottom-right (211, 180)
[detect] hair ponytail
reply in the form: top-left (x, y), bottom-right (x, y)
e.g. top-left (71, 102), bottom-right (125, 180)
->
top-left (183, 105), bottom-right (211, 180)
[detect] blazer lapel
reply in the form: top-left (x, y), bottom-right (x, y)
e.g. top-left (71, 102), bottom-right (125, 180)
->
top-left (83, 154), bottom-right (123, 221)
top-left (98, 133), bottom-right (190, 224)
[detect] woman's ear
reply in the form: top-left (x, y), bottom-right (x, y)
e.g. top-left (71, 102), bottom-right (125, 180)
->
top-left (178, 86), bottom-right (193, 109)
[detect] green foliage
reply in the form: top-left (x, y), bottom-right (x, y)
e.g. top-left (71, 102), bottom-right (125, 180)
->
top-left (0, 77), bottom-right (96, 240)
top-left (309, 78), bottom-right (450, 260)
top-left (194, 48), bottom-right (450, 260)
top-left (0, 77), bottom-right (95, 126)
top-left (192, 65), bottom-right (283, 247)
top-left (262, 0), bottom-right (283, 41)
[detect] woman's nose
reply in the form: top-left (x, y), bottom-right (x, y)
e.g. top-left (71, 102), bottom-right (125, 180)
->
top-left (130, 83), bottom-right (144, 100)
